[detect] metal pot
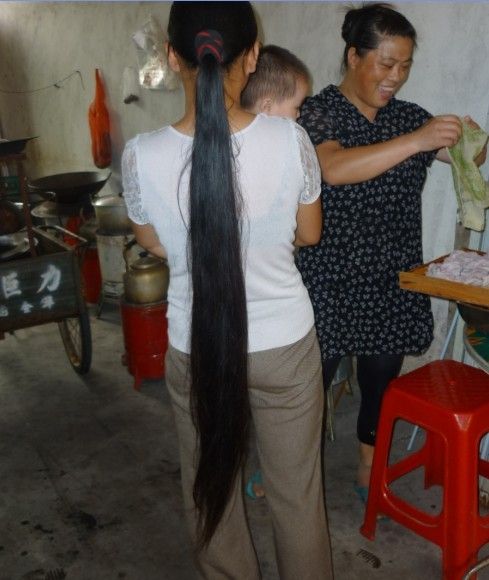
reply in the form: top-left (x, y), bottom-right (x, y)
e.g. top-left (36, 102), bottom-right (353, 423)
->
top-left (78, 218), bottom-right (99, 243)
top-left (92, 193), bottom-right (132, 235)
top-left (123, 243), bottom-right (169, 304)
top-left (0, 199), bottom-right (25, 234)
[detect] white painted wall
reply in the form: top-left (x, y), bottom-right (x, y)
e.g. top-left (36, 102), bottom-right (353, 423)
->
top-left (0, 2), bottom-right (180, 184)
top-left (1, 1), bottom-right (488, 362)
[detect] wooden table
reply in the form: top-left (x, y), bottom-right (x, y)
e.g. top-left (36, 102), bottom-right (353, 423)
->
top-left (399, 251), bottom-right (489, 309)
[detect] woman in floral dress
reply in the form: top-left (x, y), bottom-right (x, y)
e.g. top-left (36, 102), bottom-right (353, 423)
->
top-left (297, 3), bottom-right (468, 500)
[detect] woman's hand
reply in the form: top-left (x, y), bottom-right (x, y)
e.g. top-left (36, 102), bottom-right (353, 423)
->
top-left (463, 116), bottom-right (487, 166)
top-left (464, 115), bottom-right (480, 130)
top-left (131, 221), bottom-right (167, 259)
top-left (411, 115), bottom-right (462, 153)
top-left (435, 115), bottom-right (487, 165)
top-left (475, 145), bottom-right (487, 167)
top-left (316, 115), bottom-right (463, 186)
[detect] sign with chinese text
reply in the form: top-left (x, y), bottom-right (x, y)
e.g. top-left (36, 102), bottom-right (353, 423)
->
top-left (0, 251), bottom-right (79, 332)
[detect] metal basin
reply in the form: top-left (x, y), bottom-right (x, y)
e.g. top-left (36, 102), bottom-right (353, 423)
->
top-left (28, 171), bottom-right (111, 204)
top-left (92, 193), bottom-right (131, 235)
top-left (458, 302), bottom-right (489, 332)
top-left (0, 231), bottom-right (38, 261)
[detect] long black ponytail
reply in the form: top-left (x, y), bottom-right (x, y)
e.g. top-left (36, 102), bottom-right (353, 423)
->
top-left (167, 2), bottom-right (258, 548)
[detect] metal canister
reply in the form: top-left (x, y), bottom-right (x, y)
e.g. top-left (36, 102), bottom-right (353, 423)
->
top-left (123, 256), bottom-right (169, 304)
top-left (96, 232), bottom-right (133, 298)
top-left (122, 239), bottom-right (169, 304)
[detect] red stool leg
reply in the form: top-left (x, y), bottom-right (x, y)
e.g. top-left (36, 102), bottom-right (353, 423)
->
top-left (441, 433), bottom-right (479, 580)
top-left (424, 431), bottom-right (445, 489)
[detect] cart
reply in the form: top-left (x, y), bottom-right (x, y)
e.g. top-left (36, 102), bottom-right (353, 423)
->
top-left (0, 225), bottom-right (92, 374)
top-left (0, 150), bottom-right (96, 374)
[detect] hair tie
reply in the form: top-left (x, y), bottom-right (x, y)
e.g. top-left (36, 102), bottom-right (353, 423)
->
top-left (195, 29), bottom-right (224, 64)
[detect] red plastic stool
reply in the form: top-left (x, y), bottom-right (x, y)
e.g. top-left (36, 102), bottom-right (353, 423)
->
top-left (361, 360), bottom-right (489, 580)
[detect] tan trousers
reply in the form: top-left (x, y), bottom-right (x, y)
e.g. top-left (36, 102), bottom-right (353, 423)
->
top-left (165, 327), bottom-right (334, 580)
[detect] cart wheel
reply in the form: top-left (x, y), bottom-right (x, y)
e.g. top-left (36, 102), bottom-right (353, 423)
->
top-left (58, 309), bottom-right (92, 374)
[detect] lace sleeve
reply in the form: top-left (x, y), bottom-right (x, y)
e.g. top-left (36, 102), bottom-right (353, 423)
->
top-left (121, 137), bottom-right (150, 225)
top-left (294, 123), bottom-right (321, 204)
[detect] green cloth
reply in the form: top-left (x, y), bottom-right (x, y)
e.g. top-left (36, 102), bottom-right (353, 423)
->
top-left (448, 119), bottom-right (489, 232)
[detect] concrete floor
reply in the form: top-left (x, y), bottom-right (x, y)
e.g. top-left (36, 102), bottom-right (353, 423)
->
top-left (1, 305), bottom-right (488, 580)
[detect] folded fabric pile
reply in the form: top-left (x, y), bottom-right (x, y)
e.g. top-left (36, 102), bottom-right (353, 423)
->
top-left (427, 249), bottom-right (489, 287)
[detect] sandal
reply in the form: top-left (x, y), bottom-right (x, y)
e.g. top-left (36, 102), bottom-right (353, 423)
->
top-left (354, 484), bottom-right (369, 504)
top-left (354, 483), bottom-right (389, 521)
top-left (246, 470), bottom-right (264, 500)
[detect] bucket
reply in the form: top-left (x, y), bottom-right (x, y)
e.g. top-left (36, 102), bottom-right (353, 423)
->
top-left (96, 232), bottom-right (133, 298)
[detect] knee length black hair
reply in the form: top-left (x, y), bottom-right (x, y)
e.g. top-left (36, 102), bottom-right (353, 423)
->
top-left (168, 2), bottom-right (257, 548)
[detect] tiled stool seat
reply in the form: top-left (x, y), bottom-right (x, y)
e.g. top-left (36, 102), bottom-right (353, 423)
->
top-left (361, 360), bottom-right (489, 580)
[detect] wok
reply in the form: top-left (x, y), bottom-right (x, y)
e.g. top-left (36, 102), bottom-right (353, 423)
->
top-left (0, 137), bottom-right (37, 156)
top-left (28, 171), bottom-right (111, 204)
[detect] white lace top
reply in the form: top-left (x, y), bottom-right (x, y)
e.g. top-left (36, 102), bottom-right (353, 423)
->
top-left (122, 114), bottom-right (321, 353)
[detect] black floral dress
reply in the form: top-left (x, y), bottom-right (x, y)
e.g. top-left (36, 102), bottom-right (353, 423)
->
top-left (297, 85), bottom-right (437, 359)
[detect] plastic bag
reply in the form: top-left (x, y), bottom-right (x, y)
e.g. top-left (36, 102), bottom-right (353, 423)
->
top-left (132, 15), bottom-right (180, 91)
top-left (88, 69), bottom-right (111, 168)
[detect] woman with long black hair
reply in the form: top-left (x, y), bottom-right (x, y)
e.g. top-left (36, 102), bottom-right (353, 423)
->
top-left (122, 2), bottom-right (333, 578)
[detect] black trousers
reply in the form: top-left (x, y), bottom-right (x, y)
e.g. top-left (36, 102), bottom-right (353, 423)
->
top-left (323, 353), bottom-right (404, 446)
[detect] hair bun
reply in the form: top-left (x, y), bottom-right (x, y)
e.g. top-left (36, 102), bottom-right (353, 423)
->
top-left (341, 9), bottom-right (357, 43)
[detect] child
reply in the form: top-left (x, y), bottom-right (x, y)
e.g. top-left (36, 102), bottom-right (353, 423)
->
top-left (241, 44), bottom-right (312, 500)
top-left (241, 44), bottom-right (311, 120)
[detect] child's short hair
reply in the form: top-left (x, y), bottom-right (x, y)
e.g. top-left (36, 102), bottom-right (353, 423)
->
top-left (241, 45), bottom-right (310, 110)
